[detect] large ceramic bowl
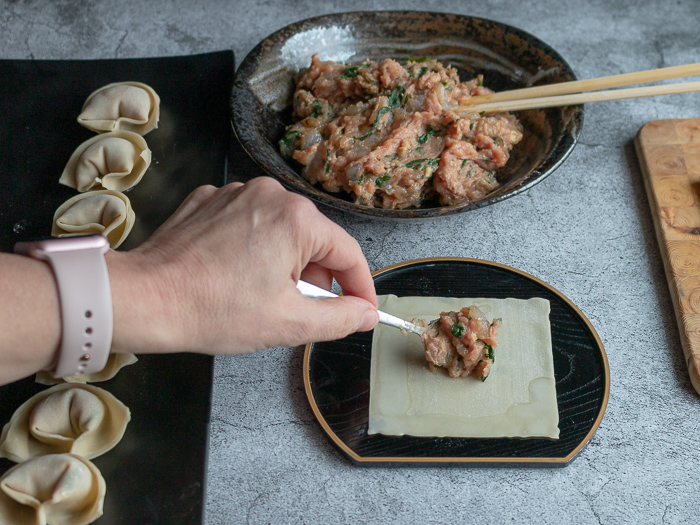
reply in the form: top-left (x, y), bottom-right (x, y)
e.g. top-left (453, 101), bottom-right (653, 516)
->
top-left (232, 11), bottom-right (583, 219)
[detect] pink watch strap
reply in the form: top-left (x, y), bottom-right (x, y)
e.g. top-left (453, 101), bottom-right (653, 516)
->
top-left (15, 235), bottom-right (113, 378)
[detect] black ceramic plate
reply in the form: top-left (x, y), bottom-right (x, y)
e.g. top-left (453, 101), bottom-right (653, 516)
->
top-left (304, 258), bottom-right (609, 466)
top-left (0, 51), bottom-right (233, 524)
top-left (232, 11), bottom-right (583, 219)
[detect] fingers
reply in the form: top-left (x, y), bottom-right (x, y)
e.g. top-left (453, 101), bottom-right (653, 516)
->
top-left (283, 294), bottom-right (379, 346)
top-left (272, 192), bottom-right (377, 307)
top-left (299, 263), bottom-right (333, 291)
top-left (304, 223), bottom-right (377, 307)
top-left (133, 176), bottom-right (379, 355)
top-left (170, 184), bottom-right (218, 221)
top-left (175, 182), bottom-right (245, 217)
top-left (237, 178), bottom-right (377, 306)
top-left (225, 176), bottom-right (283, 210)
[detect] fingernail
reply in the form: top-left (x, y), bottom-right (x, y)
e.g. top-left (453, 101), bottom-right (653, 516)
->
top-left (359, 309), bottom-right (379, 332)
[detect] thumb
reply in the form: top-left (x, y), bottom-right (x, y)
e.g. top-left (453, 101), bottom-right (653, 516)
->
top-left (286, 295), bottom-right (378, 345)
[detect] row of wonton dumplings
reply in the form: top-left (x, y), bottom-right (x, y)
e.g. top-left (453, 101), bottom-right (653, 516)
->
top-left (0, 84), bottom-right (158, 522)
top-left (0, 356), bottom-right (138, 524)
top-left (0, 345), bottom-right (140, 524)
top-left (0, 383), bottom-right (131, 525)
top-left (51, 82), bottom-right (161, 249)
top-left (0, 82), bottom-right (160, 524)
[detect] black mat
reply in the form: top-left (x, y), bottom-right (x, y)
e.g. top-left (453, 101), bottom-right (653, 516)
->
top-left (0, 50), bottom-right (234, 524)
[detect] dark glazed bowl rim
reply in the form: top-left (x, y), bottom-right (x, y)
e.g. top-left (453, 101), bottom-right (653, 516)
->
top-left (232, 11), bottom-right (584, 220)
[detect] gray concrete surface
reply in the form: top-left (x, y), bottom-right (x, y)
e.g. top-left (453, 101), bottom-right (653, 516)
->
top-left (2, 0), bottom-right (700, 523)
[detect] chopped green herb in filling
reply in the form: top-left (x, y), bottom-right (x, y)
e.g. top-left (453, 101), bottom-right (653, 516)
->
top-left (375, 175), bottom-right (390, 187)
top-left (417, 120), bottom-right (456, 144)
top-left (340, 63), bottom-right (369, 79)
top-left (310, 100), bottom-right (323, 118)
top-left (278, 129), bottom-right (301, 157)
top-left (387, 85), bottom-right (405, 107)
top-left (405, 157), bottom-right (441, 171)
top-left (355, 86), bottom-right (405, 141)
top-left (417, 124), bottom-right (440, 144)
top-left (283, 54), bottom-right (523, 210)
top-left (451, 321), bottom-right (465, 338)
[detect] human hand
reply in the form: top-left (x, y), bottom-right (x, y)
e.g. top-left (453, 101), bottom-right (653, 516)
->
top-left (106, 177), bottom-right (379, 355)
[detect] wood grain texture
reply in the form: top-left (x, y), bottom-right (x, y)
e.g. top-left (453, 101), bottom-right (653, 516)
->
top-left (636, 118), bottom-right (700, 395)
top-left (304, 258), bottom-right (609, 466)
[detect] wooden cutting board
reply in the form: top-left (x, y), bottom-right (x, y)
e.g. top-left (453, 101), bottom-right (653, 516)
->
top-left (636, 118), bottom-right (700, 395)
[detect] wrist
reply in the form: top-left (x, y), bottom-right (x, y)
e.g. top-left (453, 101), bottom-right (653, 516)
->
top-left (11, 256), bottom-right (61, 372)
top-left (14, 236), bottom-right (112, 378)
top-left (106, 249), bottom-right (189, 355)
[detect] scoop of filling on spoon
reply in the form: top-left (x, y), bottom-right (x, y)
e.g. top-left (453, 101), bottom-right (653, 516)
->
top-left (415, 306), bottom-right (501, 381)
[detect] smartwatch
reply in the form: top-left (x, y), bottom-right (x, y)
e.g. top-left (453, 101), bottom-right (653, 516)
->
top-left (14, 235), bottom-right (113, 378)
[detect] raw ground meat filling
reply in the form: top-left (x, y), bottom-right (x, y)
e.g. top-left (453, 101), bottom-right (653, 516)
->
top-left (280, 54), bottom-right (523, 209)
top-left (418, 306), bottom-right (501, 381)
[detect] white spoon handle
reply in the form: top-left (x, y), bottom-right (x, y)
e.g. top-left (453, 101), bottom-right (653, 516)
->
top-left (296, 280), bottom-right (424, 335)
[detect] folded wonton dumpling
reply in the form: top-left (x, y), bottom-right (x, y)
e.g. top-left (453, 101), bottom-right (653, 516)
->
top-left (59, 131), bottom-right (151, 192)
top-left (35, 354), bottom-right (138, 385)
top-left (0, 383), bottom-right (131, 463)
top-left (77, 81), bottom-right (160, 135)
top-left (0, 453), bottom-right (105, 525)
top-left (51, 190), bottom-right (135, 249)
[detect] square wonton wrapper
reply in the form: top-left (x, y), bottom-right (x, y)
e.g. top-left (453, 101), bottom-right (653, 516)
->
top-left (368, 295), bottom-right (559, 439)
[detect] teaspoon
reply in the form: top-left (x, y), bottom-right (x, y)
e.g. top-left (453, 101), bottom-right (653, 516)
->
top-left (296, 280), bottom-right (426, 335)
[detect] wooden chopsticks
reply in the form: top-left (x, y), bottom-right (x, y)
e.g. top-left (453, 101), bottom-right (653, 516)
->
top-left (460, 62), bottom-right (700, 113)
